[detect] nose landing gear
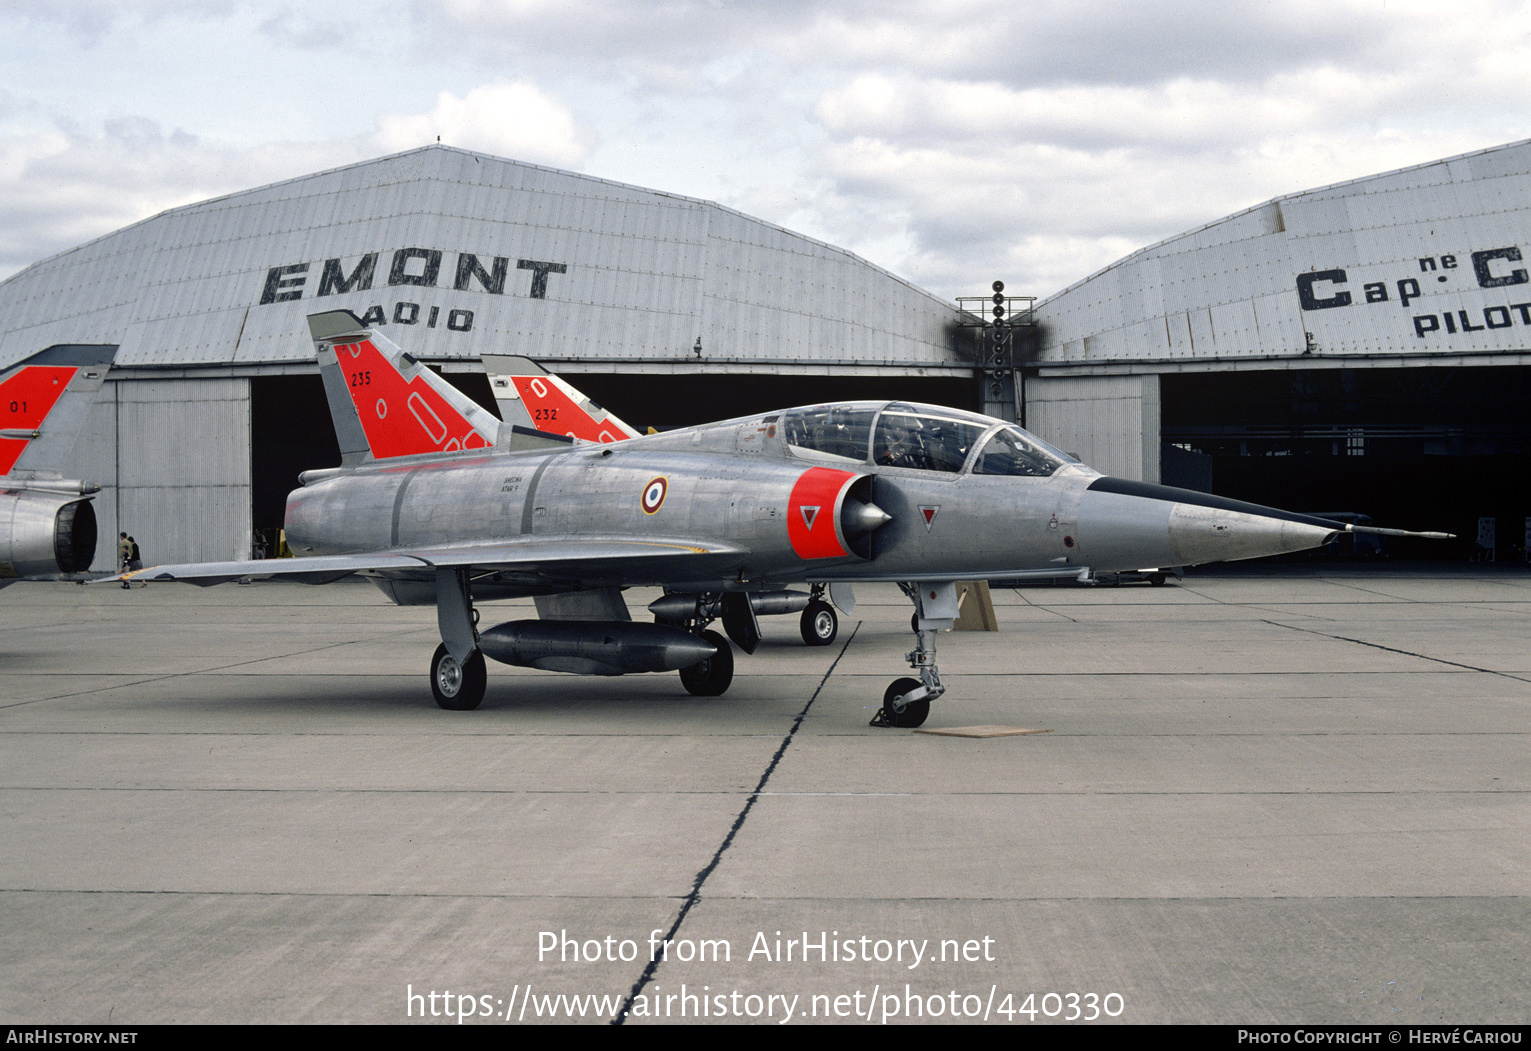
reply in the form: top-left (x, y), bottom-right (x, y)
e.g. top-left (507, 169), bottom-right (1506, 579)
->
top-left (871, 582), bottom-right (956, 729)
top-left (874, 676), bottom-right (931, 728)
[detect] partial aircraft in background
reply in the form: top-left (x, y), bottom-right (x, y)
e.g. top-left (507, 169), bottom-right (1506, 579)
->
top-left (120, 311), bottom-right (1448, 726)
top-left (0, 345), bottom-right (115, 588)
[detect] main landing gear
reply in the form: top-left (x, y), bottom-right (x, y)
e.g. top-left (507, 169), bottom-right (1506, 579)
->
top-left (432, 566), bottom-right (487, 711)
top-left (679, 628), bottom-right (734, 696)
top-left (663, 601), bottom-right (737, 697)
top-left (428, 571), bottom-right (740, 708)
top-left (870, 581), bottom-right (956, 729)
top-left (800, 584), bottom-right (838, 646)
top-left (431, 643), bottom-right (487, 711)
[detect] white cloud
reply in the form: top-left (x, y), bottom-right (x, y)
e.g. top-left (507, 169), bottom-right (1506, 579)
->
top-left (0, 118), bottom-right (358, 276)
top-left (0, 0), bottom-right (234, 43)
top-left (0, 77), bottom-right (592, 280)
top-left (374, 81), bottom-right (590, 169)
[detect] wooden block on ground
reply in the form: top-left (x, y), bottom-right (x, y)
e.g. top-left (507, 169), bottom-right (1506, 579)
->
top-left (915, 725), bottom-right (1053, 738)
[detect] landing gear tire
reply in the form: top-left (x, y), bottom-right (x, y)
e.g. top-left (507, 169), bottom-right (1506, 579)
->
top-left (680, 630), bottom-right (734, 697)
top-left (1148, 572), bottom-right (1166, 587)
top-left (800, 601), bottom-right (838, 646)
top-left (877, 676), bottom-right (930, 728)
top-left (431, 643), bottom-right (486, 711)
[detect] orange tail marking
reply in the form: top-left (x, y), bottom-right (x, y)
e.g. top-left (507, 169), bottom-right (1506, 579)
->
top-left (0, 365), bottom-right (77, 474)
top-left (335, 340), bottom-right (489, 458)
top-left (512, 377), bottom-right (626, 443)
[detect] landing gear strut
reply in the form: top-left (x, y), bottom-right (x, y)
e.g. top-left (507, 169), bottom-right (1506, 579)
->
top-left (432, 566), bottom-right (486, 710)
top-left (871, 582), bottom-right (954, 729)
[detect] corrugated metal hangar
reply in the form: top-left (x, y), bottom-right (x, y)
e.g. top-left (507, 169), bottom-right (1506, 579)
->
top-left (2, 139), bottom-right (1528, 568)
top-left (1027, 139), bottom-right (1531, 558)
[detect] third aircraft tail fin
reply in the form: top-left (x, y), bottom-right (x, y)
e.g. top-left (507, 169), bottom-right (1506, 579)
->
top-left (483, 355), bottom-right (641, 444)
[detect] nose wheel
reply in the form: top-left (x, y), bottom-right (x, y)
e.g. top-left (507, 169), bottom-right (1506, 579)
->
top-left (431, 643), bottom-right (487, 710)
top-left (873, 676), bottom-right (930, 728)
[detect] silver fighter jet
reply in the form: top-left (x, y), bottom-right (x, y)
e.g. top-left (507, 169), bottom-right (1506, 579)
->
top-left (1, 344), bottom-right (115, 587)
top-left (120, 311), bottom-right (1446, 726)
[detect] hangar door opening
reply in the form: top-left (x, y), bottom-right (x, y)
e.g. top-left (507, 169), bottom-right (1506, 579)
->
top-left (1160, 366), bottom-right (1531, 559)
top-left (250, 377), bottom-right (340, 548)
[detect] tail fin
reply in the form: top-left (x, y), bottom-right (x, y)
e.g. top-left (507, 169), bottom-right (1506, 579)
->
top-left (308, 310), bottom-right (501, 463)
top-left (484, 356), bottom-right (641, 444)
top-left (0, 344), bottom-right (115, 477)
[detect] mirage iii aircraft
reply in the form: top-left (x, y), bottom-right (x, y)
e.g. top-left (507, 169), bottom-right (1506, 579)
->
top-left (1, 345), bottom-right (115, 588)
top-left (119, 310), bottom-right (1445, 726)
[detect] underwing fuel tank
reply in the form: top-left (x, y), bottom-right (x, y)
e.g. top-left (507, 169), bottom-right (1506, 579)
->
top-left (1076, 478), bottom-right (1342, 569)
top-left (648, 589), bottom-right (811, 622)
top-left (0, 489), bottom-right (98, 579)
top-left (477, 619), bottom-right (718, 675)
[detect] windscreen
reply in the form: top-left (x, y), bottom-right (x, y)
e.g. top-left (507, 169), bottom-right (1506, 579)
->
top-left (972, 425), bottom-right (1066, 477)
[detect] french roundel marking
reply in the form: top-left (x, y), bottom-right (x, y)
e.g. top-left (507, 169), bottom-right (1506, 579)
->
top-left (641, 476), bottom-right (668, 514)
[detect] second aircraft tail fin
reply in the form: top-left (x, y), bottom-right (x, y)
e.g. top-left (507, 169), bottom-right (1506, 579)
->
top-left (308, 310), bottom-right (502, 463)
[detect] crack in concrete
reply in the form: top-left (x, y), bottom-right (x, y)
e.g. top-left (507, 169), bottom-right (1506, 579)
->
top-left (612, 622), bottom-right (860, 1024)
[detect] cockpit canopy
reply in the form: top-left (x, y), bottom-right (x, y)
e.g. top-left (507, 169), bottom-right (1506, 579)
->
top-left (779, 402), bottom-right (1072, 477)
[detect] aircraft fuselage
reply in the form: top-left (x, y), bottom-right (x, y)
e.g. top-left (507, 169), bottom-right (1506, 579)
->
top-left (284, 402), bottom-right (1335, 596)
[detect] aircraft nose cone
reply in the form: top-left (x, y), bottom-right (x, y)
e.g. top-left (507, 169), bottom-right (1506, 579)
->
top-left (1164, 501), bottom-right (1339, 565)
top-left (1080, 477), bottom-right (1341, 569)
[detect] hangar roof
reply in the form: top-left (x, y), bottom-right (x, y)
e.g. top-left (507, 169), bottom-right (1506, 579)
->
top-left (1035, 138), bottom-right (1531, 370)
top-left (0, 146), bottom-right (964, 374)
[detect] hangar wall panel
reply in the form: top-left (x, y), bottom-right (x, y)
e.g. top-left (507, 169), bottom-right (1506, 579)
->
top-left (63, 394), bottom-right (119, 573)
top-left (115, 379), bottom-right (251, 564)
top-left (1026, 375), bottom-right (1160, 483)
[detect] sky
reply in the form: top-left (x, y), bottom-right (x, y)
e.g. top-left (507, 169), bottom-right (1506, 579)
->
top-left (1, 0), bottom-right (1529, 304)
